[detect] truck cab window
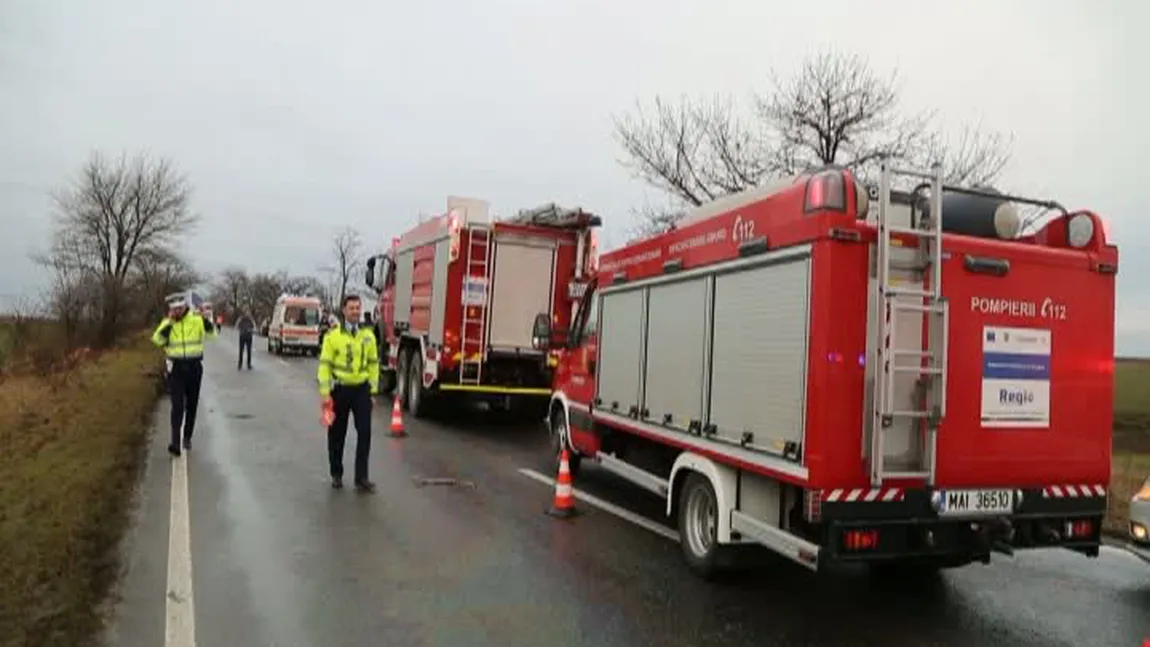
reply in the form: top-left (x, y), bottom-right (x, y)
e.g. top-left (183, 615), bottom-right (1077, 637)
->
top-left (573, 288), bottom-right (598, 346)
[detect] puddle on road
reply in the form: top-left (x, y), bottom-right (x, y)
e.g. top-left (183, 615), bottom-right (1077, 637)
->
top-left (412, 476), bottom-right (478, 490)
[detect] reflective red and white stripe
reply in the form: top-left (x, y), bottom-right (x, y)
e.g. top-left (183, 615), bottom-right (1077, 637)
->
top-left (1041, 484), bottom-right (1107, 499)
top-left (824, 487), bottom-right (905, 503)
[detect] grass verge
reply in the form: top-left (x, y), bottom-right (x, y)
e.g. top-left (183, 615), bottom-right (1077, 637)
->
top-left (1108, 359), bottom-right (1150, 536)
top-left (0, 334), bottom-right (162, 647)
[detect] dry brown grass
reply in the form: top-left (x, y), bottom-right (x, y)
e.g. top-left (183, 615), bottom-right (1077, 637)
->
top-left (0, 334), bottom-right (163, 647)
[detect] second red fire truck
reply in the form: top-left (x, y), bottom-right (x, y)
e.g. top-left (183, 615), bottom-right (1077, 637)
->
top-left (364, 196), bottom-right (600, 418)
top-left (532, 163), bottom-right (1117, 578)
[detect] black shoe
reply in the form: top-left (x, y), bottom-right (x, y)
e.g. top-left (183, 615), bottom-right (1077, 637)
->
top-left (168, 444), bottom-right (181, 457)
top-left (247, 365), bottom-right (253, 370)
top-left (331, 476), bottom-right (344, 490)
top-left (354, 479), bottom-right (376, 493)
top-left (182, 438), bottom-right (192, 451)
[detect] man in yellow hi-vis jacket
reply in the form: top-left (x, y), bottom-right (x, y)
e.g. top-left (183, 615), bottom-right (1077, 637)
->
top-left (318, 294), bottom-right (380, 492)
top-left (152, 291), bottom-right (217, 457)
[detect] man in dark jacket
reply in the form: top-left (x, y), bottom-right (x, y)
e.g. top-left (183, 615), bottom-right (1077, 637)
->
top-left (235, 310), bottom-right (256, 370)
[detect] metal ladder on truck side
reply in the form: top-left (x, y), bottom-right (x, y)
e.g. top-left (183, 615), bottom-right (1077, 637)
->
top-left (870, 162), bottom-right (949, 487)
top-left (460, 226), bottom-right (492, 385)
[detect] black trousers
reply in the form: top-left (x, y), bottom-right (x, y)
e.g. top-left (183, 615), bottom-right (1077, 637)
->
top-left (238, 333), bottom-right (253, 368)
top-left (328, 383), bottom-right (372, 481)
top-left (168, 359), bottom-right (203, 447)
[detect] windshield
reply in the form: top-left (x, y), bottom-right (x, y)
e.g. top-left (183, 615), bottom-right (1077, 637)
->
top-left (285, 306), bottom-right (320, 326)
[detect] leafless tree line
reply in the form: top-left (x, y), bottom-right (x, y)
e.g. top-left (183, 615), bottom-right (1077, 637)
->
top-left (208, 226), bottom-right (365, 323)
top-left (614, 51), bottom-right (1014, 236)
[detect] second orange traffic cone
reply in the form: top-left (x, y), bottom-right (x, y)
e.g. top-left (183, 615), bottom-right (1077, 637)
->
top-left (546, 448), bottom-right (578, 518)
top-left (389, 397), bottom-right (407, 438)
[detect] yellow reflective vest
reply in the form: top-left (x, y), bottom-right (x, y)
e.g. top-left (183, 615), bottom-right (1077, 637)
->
top-left (317, 324), bottom-right (380, 397)
top-left (152, 313), bottom-right (216, 359)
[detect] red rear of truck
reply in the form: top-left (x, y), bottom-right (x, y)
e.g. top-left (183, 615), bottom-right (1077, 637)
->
top-left (807, 169), bottom-right (1117, 565)
top-left (936, 235), bottom-right (1114, 490)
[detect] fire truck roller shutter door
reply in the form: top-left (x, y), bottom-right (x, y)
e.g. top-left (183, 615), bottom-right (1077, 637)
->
top-left (595, 288), bottom-right (645, 416)
top-left (393, 249), bottom-right (415, 328)
top-left (643, 277), bottom-right (708, 431)
top-left (708, 255), bottom-right (811, 455)
top-left (488, 237), bottom-right (557, 350)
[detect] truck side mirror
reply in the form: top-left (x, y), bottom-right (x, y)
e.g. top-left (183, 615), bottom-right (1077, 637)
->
top-left (531, 313), bottom-right (552, 350)
top-left (365, 257), bottom-right (377, 288)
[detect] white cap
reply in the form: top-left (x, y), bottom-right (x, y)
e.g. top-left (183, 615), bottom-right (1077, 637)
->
top-left (165, 291), bottom-right (189, 309)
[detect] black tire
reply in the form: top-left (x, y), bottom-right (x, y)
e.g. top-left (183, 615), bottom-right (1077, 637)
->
top-left (395, 348), bottom-right (411, 411)
top-left (678, 472), bottom-right (727, 580)
top-left (380, 367), bottom-right (397, 396)
top-left (549, 409), bottom-right (582, 478)
top-left (407, 351), bottom-right (432, 419)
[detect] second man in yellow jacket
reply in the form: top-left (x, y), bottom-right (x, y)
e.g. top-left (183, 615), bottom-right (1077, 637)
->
top-left (317, 295), bottom-right (380, 492)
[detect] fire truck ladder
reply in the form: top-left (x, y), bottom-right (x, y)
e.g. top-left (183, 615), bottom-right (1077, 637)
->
top-left (506, 203), bottom-right (603, 229)
top-left (460, 226), bottom-right (492, 386)
top-left (870, 161), bottom-right (949, 487)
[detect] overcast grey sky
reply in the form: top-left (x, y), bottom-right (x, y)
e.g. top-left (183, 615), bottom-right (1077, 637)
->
top-left (2, 0), bottom-right (1147, 352)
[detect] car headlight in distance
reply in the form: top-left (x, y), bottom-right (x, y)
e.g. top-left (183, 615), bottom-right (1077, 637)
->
top-left (1067, 213), bottom-right (1095, 248)
top-left (1134, 522), bottom-right (1148, 542)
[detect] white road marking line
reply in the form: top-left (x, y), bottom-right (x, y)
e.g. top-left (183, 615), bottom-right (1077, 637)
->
top-left (517, 468), bottom-right (680, 543)
top-left (277, 358), bottom-right (290, 367)
top-left (165, 456), bottom-right (196, 647)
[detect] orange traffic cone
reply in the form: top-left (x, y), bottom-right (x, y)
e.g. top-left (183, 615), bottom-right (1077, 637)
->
top-left (546, 448), bottom-right (578, 518)
top-left (389, 397), bottom-right (407, 438)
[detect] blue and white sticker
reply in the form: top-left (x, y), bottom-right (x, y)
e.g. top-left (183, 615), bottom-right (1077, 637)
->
top-left (462, 276), bottom-right (488, 306)
top-left (980, 326), bottom-right (1051, 428)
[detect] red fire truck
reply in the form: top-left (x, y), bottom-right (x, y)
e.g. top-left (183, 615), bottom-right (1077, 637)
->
top-left (364, 196), bottom-right (600, 418)
top-left (531, 163), bottom-right (1117, 578)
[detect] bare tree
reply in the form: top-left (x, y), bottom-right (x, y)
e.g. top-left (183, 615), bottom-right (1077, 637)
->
top-left (129, 248), bottom-right (201, 326)
top-left (321, 227), bottom-right (364, 308)
top-left (614, 50), bottom-right (1013, 233)
top-left (246, 272), bottom-right (285, 323)
top-left (212, 266), bottom-right (251, 318)
top-left (36, 151), bottom-right (197, 346)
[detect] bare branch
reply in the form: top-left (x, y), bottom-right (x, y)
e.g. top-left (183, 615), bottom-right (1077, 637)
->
top-left (756, 50), bottom-right (933, 178)
top-left (913, 123), bottom-right (1014, 187)
top-left (323, 227), bottom-right (363, 307)
top-left (613, 50), bottom-right (1015, 233)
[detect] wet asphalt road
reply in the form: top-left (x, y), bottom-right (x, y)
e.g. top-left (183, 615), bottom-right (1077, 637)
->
top-left (105, 331), bottom-right (1150, 647)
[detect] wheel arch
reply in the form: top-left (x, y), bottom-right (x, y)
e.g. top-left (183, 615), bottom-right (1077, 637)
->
top-left (667, 452), bottom-right (739, 543)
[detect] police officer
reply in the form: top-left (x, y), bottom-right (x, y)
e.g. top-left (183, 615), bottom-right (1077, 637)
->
top-left (317, 294), bottom-right (379, 492)
top-left (152, 291), bottom-right (217, 457)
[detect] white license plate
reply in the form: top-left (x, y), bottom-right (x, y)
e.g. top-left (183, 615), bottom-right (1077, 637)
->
top-left (936, 489), bottom-right (1014, 517)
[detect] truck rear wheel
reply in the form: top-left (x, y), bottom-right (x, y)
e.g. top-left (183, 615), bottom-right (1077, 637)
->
top-left (678, 472), bottom-right (726, 579)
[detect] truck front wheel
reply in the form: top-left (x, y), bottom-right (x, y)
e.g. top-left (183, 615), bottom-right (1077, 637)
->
top-left (678, 472), bottom-right (726, 579)
top-left (549, 410), bottom-right (582, 478)
top-left (395, 349), bottom-right (411, 411)
top-left (407, 352), bottom-right (432, 419)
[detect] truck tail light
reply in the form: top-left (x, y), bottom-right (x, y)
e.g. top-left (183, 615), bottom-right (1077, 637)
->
top-left (842, 528), bottom-right (879, 551)
top-left (804, 170), bottom-right (847, 213)
top-left (1064, 519), bottom-right (1095, 540)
